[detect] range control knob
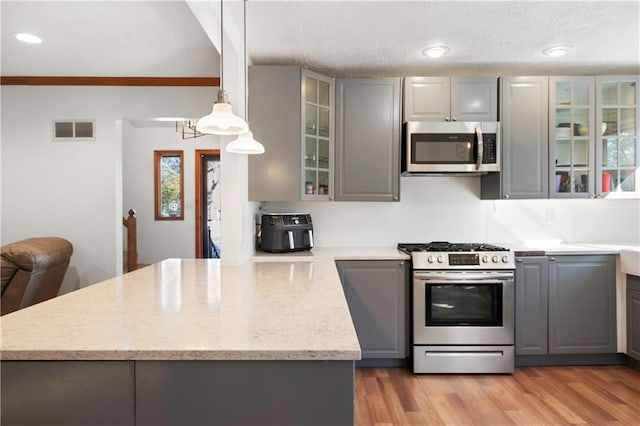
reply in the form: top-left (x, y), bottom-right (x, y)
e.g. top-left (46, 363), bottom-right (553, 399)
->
top-left (427, 256), bottom-right (434, 263)
top-left (492, 255), bottom-right (499, 263)
top-left (502, 256), bottom-right (510, 263)
top-left (437, 256), bottom-right (444, 263)
top-left (482, 255), bottom-right (489, 263)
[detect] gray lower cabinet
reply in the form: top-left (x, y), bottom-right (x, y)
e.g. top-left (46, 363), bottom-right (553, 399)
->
top-left (627, 274), bottom-right (640, 361)
top-left (335, 260), bottom-right (408, 358)
top-left (548, 255), bottom-right (617, 354)
top-left (334, 78), bottom-right (401, 201)
top-left (515, 256), bottom-right (549, 355)
top-left (1, 361), bottom-right (135, 426)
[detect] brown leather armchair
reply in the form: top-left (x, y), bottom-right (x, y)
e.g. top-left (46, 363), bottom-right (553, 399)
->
top-left (1, 237), bottom-right (73, 315)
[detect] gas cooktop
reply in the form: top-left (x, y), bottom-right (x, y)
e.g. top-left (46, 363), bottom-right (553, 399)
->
top-left (397, 242), bottom-right (510, 253)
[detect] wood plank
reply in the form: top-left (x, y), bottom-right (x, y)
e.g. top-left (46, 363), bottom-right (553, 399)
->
top-left (0, 76), bottom-right (219, 86)
top-left (355, 365), bottom-right (640, 426)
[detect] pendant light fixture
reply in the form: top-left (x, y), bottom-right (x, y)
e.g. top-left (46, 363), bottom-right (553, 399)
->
top-left (226, 0), bottom-right (265, 154)
top-left (196, 0), bottom-right (248, 136)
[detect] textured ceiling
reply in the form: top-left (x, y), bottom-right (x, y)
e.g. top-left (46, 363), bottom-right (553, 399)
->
top-left (1, 0), bottom-right (639, 79)
top-left (246, 0), bottom-right (640, 77)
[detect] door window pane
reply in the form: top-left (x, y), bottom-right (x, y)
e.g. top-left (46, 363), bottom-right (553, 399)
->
top-left (620, 108), bottom-right (636, 136)
top-left (556, 82), bottom-right (571, 105)
top-left (318, 80), bottom-right (330, 106)
top-left (305, 137), bottom-right (317, 168)
top-left (573, 80), bottom-right (589, 105)
top-left (621, 138), bottom-right (636, 166)
top-left (620, 82), bottom-right (636, 106)
top-left (305, 77), bottom-right (317, 104)
top-left (603, 138), bottom-right (618, 167)
top-left (602, 82), bottom-right (618, 105)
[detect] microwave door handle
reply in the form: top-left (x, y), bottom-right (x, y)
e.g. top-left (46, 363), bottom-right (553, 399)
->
top-left (288, 230), bottom-right (295, 249)
top-left (308, 229), bottom-right (314, 248)
top-left (475, 127), bottom-right (484, 171)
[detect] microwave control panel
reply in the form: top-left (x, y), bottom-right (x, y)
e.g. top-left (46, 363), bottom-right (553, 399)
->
top-left (482, 134), bottom-right (497, 164)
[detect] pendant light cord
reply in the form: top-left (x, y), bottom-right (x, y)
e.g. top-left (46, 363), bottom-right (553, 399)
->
top-left (219, 0), bottom-right (224, 91)
top-left (243, 0), bottom-right (248, 123)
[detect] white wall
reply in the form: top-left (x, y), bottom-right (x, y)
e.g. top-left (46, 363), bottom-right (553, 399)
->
top-left (122, 123), bottom-right (221, 264)
top-left (1, 85), bottom-right (220, 291)
top-left (263, 176), bottom-right (640, 247)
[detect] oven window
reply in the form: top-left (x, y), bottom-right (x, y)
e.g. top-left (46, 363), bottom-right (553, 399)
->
top-left (412, 134), bottom-right (475, 164)
top-left (426, 284), bottom-right (503, 326)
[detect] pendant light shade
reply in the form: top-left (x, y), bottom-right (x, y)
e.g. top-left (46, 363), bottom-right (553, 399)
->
top-left (226, 131), bottom-right (265, 154)
top-left (196, 0), bottom-right (248, 136)
top-left (196, 90), bottom-right (248, 135)
top-left (225, 0), bottom-right (265, 154)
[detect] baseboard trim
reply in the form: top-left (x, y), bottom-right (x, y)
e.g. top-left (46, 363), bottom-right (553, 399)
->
top-left (356, 358), bottom-right (409, 368)
top-left (516, 353), bottom-right (627, 367)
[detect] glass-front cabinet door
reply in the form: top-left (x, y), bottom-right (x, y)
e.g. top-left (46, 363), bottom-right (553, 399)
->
top-left (596, 76), bottom-right (639, 196)
top-left (301, 70), bottom-right (333, 200)
top-left (549, 77), bottom-right (595, 198)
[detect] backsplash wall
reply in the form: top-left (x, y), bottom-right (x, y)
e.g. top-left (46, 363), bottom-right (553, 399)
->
top-left (262, 177), bottom-right (640, 247)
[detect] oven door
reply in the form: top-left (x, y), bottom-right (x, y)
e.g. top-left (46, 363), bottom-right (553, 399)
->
top-left (413, 270), bottom-right (514, 345)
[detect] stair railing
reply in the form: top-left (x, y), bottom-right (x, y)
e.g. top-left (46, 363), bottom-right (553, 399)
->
top-left (122, 209), bottom-right (138, 272)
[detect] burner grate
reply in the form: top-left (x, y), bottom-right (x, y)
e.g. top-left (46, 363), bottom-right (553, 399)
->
top-left (397, 242), bottom-right (509, 253)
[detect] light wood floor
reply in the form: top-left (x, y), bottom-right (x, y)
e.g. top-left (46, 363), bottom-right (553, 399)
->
top-left (355, 366), bottom-right (640, 425)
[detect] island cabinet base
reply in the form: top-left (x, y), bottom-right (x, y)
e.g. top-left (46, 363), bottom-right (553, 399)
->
top-left (1, 360), bottom-right (355, 426)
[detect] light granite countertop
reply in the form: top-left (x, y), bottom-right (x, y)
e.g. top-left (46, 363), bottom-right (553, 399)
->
top-left (0, 258), bottom-right (361, 361)
top-left (252, 246), bottom-right (409, 261)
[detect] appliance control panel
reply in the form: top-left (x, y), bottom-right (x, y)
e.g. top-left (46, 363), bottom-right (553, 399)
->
top-left (413, 251), bottom-right (515, 270)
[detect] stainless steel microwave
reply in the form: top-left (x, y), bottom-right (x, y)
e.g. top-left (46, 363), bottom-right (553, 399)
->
top-left (402, 121), bottom-right (501, 175)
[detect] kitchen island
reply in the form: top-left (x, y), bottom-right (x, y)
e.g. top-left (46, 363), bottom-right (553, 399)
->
top-left (0, 258), bottom-right (361, 426)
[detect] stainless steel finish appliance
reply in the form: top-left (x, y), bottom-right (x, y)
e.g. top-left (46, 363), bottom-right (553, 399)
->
top-left (398, 242), bottom-right (515, 374)
top-left (259, 213), bottom-right (313, 253)
top-left (402, 121), bottom-right (501, 175)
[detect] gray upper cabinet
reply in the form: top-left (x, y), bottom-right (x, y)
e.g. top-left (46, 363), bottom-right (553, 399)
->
top-left (627, 275), bottom-right (640, 362)
top-left (335, 260), bottom-right (408, 359)
top-left (500, 77), bottom-right (549, 199)
top-left (595, 75), bottom-right (640, 197)
top-left (403, 76), bottom-right (450, 121)
top-left (548, 255), bottom-right (617, 354)
top-left (403, 76), bottom-right (498, 122)
top-left (248, 66), bottom-right (333, 201)
top-left (515, 256), bottom-right (549, 355)
top-left (549, 76), bottom-right (596, 198)
top-left (335, 78), bottom-right (401, 201)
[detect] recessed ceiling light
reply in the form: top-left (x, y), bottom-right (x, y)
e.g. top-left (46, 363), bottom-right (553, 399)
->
top-left (14, 33), bottom-right (42, 44)
top-left (542, 45), bottom-right (571, 57)
top-left (421, 45), bottom-right (450, 58)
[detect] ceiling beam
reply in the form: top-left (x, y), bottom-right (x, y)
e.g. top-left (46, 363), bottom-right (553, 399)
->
top-left (0, 76), bottom-right (220, 86)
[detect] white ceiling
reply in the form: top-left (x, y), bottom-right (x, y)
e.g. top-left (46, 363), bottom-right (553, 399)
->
top-left (1, 0), bottom-right (639, 79)
top-left (1, 0), bottom-right (219, 77)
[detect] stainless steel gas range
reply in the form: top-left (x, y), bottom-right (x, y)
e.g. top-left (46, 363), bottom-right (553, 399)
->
top-left (398, 242), bottom-right (515, 374)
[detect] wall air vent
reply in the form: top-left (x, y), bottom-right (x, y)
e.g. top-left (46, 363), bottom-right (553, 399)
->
top-left (53, 120), bottom-right (95, 141)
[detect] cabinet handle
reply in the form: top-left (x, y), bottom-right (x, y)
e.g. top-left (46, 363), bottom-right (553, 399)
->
top-left (589, 194), bottom-right (596, 199)
top-left (445, 117), bottom-right (450, 122)
top-left (393, 196), bottom-right (399, 201)
top-left (549, 257), bottom-right (556, 261)
top-left (399, 261), bottom-right (405, 266)
top-left (516, 259), bottom-right (523, 263)
top-left (452, 117), bottom-right (457, 122)
top-left (504, 194), bottom-right (510, 199)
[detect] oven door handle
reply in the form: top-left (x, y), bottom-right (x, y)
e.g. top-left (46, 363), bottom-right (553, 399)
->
top-left (414, 272), bottom-right (514, 282)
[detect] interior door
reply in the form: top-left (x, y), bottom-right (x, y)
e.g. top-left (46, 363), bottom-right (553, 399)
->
top-left (195, 150), bottom-right (221, 258)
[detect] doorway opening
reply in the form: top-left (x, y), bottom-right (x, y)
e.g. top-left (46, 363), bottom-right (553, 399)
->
top-left (195, 150), bottom-right (221, 258)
